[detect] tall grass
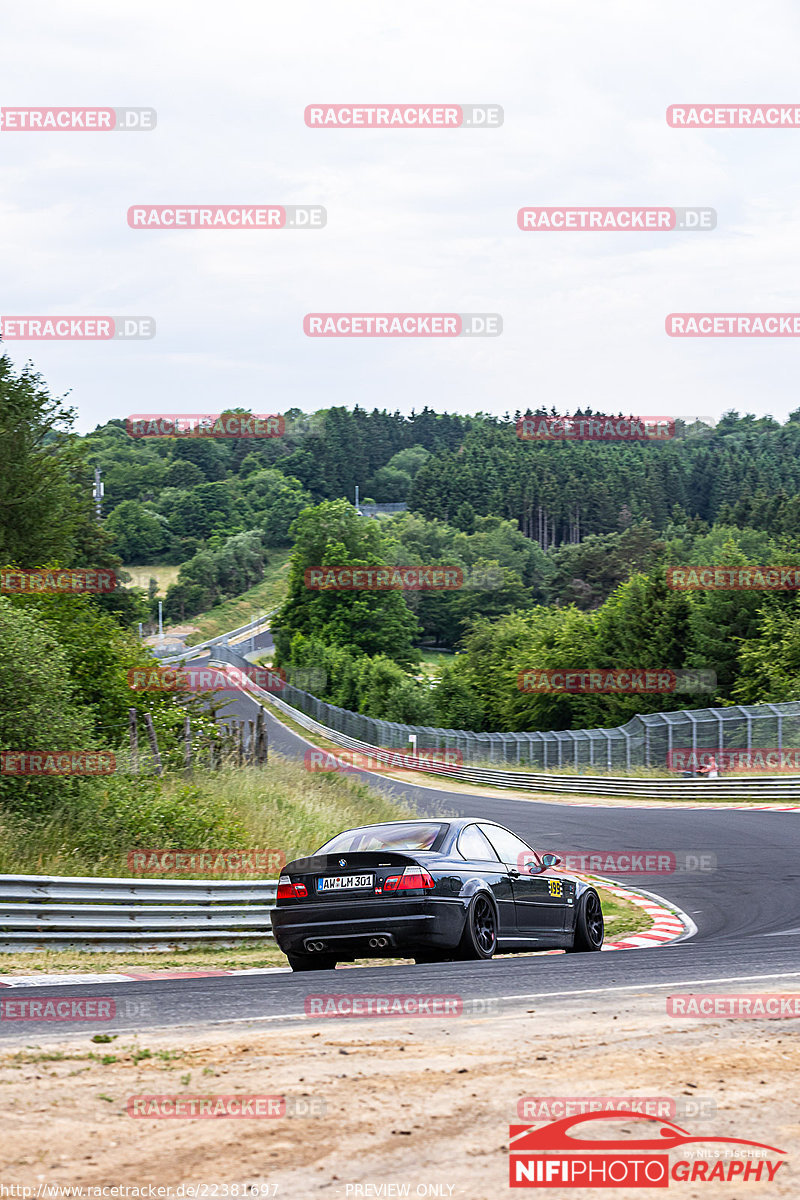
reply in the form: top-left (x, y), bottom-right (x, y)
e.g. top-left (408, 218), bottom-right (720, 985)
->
top-left (0, 756), bottom-right (413, 877)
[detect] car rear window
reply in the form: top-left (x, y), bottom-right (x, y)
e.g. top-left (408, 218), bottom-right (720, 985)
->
top-left (316, 822), bottom-right (446, 853)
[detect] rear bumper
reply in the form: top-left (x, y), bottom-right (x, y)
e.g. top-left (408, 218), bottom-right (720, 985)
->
top-left (271, 898), bottom-right (465, 957)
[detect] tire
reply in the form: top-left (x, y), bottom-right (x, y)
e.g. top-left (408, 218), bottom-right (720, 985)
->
top-left (567, 889), bottom-right (604, 952)
top-left (455, 893), bottom-right (497, 960)
top-left (287, 953), bottom-right (337, 971)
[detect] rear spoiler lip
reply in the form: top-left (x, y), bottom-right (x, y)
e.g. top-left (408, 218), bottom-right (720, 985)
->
top-left (283, 851), bottom-right (426, 874)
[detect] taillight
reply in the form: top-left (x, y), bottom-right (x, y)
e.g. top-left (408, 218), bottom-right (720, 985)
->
top-left (383, 866), bottom-right (435, 892)
top-left (277, 876), bottom-right (308, 900)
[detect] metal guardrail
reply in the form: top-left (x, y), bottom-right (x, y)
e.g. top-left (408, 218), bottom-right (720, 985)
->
top-left (220, 655), bottom-right (800, 801)
top-left (0, 875), bottom-right (278, 952)
top-left (161, 609), bottom-right (278, 664)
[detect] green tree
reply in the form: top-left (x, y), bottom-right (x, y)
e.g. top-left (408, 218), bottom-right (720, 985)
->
top-left (0, 598), bottom-right (96, 812)
top-left (274, 500), bottom-right (420, 668)
top-left (0, 355), bottom-right (106, 565)
top-left (105, 500), bottom-right (167, 562)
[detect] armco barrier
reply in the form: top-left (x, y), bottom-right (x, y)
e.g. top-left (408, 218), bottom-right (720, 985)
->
top-left (0, 875), bottom-right (277, 952)
top-left (161, 609), bottom-right (278, 664)
top-left (211, 650), bottom-right (800, 801)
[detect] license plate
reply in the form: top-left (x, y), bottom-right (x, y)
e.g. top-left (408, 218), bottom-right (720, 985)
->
top-left (317, 874), bottom-right (374, 892)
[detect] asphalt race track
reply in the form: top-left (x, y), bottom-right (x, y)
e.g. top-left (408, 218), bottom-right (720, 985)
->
top-left (3, 674), bottom-right (799, 1038)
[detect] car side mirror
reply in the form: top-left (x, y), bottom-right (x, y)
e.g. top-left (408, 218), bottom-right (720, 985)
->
top-left (541, 853), bottom-right (561, 868)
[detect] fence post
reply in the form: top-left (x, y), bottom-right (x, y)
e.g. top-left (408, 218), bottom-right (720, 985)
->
top-left (143, 713), bottom-right (162, 776)
top-left (129, 708), bottom-right (139, 774)
top-left (237, 723), bottom-right (244, 767)
top-left (256, 709), bottom-right (268, 764)
top-left (183, 714), bottom-right (192, 776)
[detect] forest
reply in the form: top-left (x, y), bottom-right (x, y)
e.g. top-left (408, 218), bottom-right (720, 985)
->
top-left (4, 350), bottom-right (800, 738)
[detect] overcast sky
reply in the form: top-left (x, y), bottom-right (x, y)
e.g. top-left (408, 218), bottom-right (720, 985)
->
top-left (3, 0), bottom-right (800, 433)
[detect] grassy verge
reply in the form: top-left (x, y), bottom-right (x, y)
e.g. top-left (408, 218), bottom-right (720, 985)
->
top-left (0, 758), bottom-right (412, 878)
top-left (595, 886), bottom-right (653, 938)
top-left (184, 551), bottom-right (291, 644)
top-left (415, 649), bottom-right (456, 679)
top-left (120, 564), bottom-right (182, 596)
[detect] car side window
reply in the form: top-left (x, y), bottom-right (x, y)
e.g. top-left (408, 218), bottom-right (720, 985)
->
top-left (457, 824), bottom-right (502, 862)
top-left (479, 824), bottom-right (540, 870)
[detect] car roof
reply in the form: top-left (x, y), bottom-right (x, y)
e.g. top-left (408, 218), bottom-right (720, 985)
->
top-left (342, 817), bottom-right (486, 831)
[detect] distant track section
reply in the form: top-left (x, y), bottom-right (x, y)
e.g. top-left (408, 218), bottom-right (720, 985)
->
top-left (213, 654), bottom-right (800, 803)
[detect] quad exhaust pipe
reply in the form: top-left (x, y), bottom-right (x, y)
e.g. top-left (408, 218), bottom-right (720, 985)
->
top-left (307, 936), bottom-right (389, 952)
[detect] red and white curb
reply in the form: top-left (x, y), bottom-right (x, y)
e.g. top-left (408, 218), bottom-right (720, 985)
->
top-left (0, 880), bottom-right (692, 987)
top-left (535, 801), bottom-right (800, 811)
top-left (582, 875), bottom-right (693, 950)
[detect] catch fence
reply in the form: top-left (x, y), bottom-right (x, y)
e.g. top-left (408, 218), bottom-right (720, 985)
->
top-left (208, 646), bottom-right (800, 770)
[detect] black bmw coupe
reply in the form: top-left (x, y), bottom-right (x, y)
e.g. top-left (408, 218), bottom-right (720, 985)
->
top-left (271, 817), bottom-right (604, 970)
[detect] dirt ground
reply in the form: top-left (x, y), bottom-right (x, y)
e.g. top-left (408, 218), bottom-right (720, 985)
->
top-left (0, 988), bottom-right (796, 1198)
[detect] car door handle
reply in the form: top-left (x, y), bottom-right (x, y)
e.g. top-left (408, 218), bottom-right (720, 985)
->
top-left (508, 869), bottom-right (520, 877)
